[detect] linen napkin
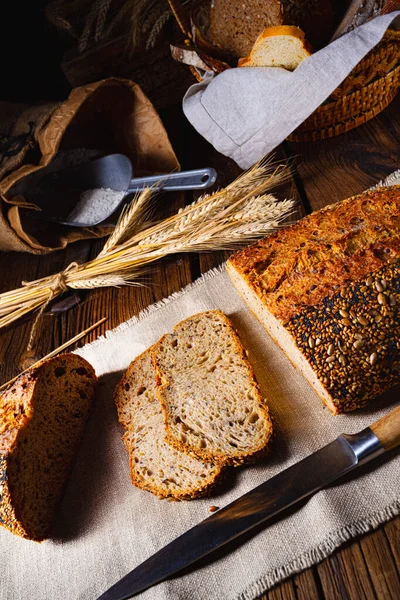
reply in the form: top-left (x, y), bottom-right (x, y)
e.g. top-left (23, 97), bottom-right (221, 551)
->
top-left (183, 12), bottom-right (400, 169)
top-left (1, 173), bottom-right (400, 600)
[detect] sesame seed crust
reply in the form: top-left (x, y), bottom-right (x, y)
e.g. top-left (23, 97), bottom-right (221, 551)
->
top-left (285, 261), bottom-right (400, 413)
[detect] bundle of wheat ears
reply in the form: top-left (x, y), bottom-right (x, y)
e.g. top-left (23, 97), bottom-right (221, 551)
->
top-left (0, 160), bottom-right (296, 332)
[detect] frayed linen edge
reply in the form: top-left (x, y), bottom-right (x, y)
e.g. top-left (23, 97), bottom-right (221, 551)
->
top-left (75, 263), bottom-right (227, 352)
top-left (237, 499), bottom-right (400, 600)
top-left (370, 170), bottom-right (400, 189)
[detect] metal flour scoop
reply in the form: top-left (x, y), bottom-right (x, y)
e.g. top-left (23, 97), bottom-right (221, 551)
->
top-left (26, 154), bottom-right (217, 227)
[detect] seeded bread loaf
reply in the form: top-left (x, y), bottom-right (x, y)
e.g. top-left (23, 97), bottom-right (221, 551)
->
top-left (0, 354), bottom-right (97, 540)
top-left (114, 348), bottom-right (222, 499)
top-left (238, 26), bottom-right (312, 70)
top-left (208, 0), bottom-right (336, 59)
top-left (152, 310), bottom-right (272, 466)
top-left (227, 185), bottom-right (400, 415)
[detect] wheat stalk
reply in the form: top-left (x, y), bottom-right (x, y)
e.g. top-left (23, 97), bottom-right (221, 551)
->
top-left (0, 159), bottom-right (296, 331)
top-left (0, 317), bottom-right (107, 392)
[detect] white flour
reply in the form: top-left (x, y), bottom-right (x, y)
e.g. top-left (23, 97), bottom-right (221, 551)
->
top-left (67, 187), bottom-right (126, 224)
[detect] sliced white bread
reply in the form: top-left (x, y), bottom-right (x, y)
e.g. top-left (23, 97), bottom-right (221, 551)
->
top-left (115, 348), bottom-right (222, 499)
top-left (152, 310), bottom-right (272, 466)
top-left (238, 25), bottom-right (312, 70)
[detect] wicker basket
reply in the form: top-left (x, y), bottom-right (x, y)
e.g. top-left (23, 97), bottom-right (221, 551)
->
top-left (167, 0), bottom-right (400, 142)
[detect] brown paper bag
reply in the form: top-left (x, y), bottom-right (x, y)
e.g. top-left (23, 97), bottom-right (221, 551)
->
top-left (0, 78), bottom-right (180, 253)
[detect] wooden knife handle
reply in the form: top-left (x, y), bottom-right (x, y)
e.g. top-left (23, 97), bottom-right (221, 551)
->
top-left (369, 405), bottom-right (400, 451)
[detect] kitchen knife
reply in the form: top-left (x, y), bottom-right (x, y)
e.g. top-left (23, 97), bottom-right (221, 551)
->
top-left (97, 405), bottom-right (400, 600)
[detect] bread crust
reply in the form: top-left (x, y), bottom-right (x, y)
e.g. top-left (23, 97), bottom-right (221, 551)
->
top-left (228, 186), bottom-right (400, 323)
top-left (152, 310), bottom-right (273, 466)
top-left (238, 25), bottom-right (312, 69)
top-left (255, 25), bottom-right (307, 42)
top-left (227, 186), bottom-right (400, 414)
top-left (114, 348), bottom-right (223, 500)
top-left (0, 354), bottom-right (97, 540)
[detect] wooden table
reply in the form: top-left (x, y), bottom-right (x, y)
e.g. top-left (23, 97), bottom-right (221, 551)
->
top-left (0, 94), bottom-right (399, 600)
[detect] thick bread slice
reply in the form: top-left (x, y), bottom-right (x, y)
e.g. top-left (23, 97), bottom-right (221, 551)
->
top-left (227, 185), bottom-right (400, 414)
top-left (0, 354), bottom-right (97, 541)
top-left (209, 0), bottom-right (283, 59)
top-left (208, 0), bottom-right (334, 59)
top-left (115, 348), bottom-right (222, 499)
top-left (152, 310), bottom-right (272, 466)
top-left (238, 26), bottom-right (312, 70)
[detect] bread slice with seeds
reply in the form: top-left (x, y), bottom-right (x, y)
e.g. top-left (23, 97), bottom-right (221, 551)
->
top-left (152, 310), bottom-right (272, 466)
top-left (0, 354), bottom-right (97, 541)
top-left (115, 348), bottom-right (223, 499)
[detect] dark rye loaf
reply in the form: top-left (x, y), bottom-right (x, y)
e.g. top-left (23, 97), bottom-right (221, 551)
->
top-left (0, 354), bottom-right (97, 540)
top-left (227, 186), bottom-right (400, 415)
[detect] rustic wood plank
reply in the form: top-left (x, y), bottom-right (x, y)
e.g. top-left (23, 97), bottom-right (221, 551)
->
top-left (360, 527), bottom-right (400, 599)
top-left (320, 541), bottom-right (377, 599)
top-left (317, 557), bottom-right (349, 600)
top-left (289, 94), bottom-right (400, 211)
top-left (293, 569), bottom-right (322, 600)
top-left (266, 579), bottom-right (298, 600)
top-left (384, 519), bottom-right (400, 571)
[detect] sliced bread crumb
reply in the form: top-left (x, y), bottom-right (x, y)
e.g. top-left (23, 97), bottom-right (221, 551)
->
top-left (238, 26), bottom-right (312, 70)
top-left (152, 310), bottom-right (273, 466)
top-left (115, 348), bottom-right (222, 499)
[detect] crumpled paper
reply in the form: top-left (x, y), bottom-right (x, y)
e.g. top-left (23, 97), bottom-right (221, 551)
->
top-left (183, 12), bottom-right (400, 169)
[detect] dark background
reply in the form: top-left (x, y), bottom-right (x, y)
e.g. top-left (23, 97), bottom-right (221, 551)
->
top-left (0, 1), bottom-right (70, 102)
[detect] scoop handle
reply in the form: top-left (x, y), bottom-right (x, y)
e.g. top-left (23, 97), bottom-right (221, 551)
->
top-left (127, 168), bottom-right (217, 192)
top-left (369, 405), bottom-right (400, 451)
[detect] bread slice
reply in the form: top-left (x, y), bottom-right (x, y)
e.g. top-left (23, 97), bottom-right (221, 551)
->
top-left (208, 0), bottom-right (335, 60)
top-left (152, 310), bottom-right (272, 466)
top-left (238, 26), bottom-right (312, 70)
top-left (0, 354), bottom-right (97, 540)
top-left (115, 348), bottom-right (223, 499)
top-left (209, 0), bottom-right (283, 59)
top-left (227, 185), bottom-right (400, 415)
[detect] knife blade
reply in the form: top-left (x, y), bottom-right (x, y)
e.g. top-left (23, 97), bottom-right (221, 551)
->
top-left (97, 405), bottom-right (400, 600)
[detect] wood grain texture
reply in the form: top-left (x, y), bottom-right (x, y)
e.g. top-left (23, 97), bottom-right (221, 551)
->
top-left (360, 529), bottom-right (400, 599)
top-left (293, 569), bottom-right (322, 600)
top-left (317, 557), bottom-right (349, 600)
top-left (266, 580), bottom-right (297, 600)
top-left (370, 405), bottom-right (400, 451)
top-left (385, 519), bottom-right (400, 571)
top-left (0, 98), bottom-right (399, 600)
top-left (326, 545), bottom-right (376, 600)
